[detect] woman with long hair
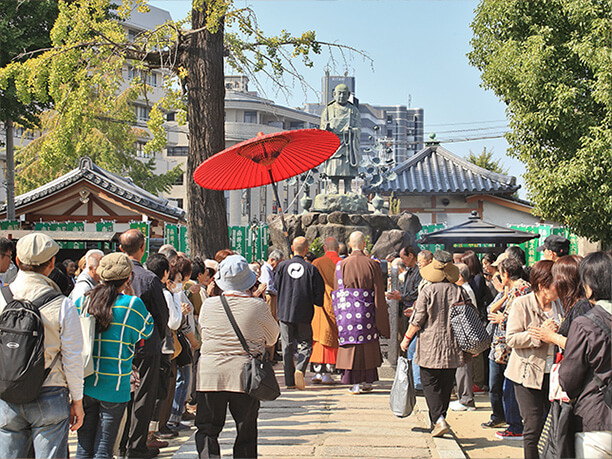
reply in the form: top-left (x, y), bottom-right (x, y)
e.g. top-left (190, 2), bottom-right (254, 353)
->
top-left (76, 253), bottom-right (154, 459)
top-left (505, 260), bottom-right (562, 459)
top-left (533, 255), bottom-right (590, 350)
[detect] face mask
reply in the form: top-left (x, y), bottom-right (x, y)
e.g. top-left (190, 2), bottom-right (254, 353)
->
top-left (172, 282), bottom-right (183, 294)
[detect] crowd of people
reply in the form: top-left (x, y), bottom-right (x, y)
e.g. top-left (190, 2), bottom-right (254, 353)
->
top-left (0, 229), bottom-right (609, 459)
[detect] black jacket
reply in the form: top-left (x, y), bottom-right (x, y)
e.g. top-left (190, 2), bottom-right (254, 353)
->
top-left (559, 303), bottom-right (611, 432)
top-left (131, 259), bottom-right (168, 355)
top-left (275, 256), bottom-right (325, 324)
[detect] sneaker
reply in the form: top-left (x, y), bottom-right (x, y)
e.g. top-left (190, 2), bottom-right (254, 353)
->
top-left (321, 373), bottom-right (335, 385)
top-left (449, 400), bottom-right (476, 412)
top-left (167, 422), bottom-right (192, 432)
top-left (482, 419), bottom-right (506, 428)
top-left (312, 373), bottom-right (323, 384)
top-left (182, 411), bottom-right (195, 421)
top-left (294, 370), bottom-right (305, 390)
top-left (472, 384), bottom-right (486, 393)
top-left (495, 430), bottom-right (523, 440)
top-left (431, 419), bottom-right (450, 437)
top-left (155, 426), bottom-right (178, 439)
top-left (348, 384), bottom-right (361, 394)
top-left (361, 383), bottom-right (373, 392)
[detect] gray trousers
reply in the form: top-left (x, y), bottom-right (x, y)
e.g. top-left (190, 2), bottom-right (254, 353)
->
top-left (279, 321), bottom-right (312, 387)
top-left (455, 354), bottom-right (475, 407)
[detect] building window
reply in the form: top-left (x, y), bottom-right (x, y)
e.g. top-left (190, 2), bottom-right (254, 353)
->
top-left (174, 174), bottom-right (184, 186)
top-left (135, 106), bottom-right (150, 122)
top-left (387, 129), bottom-right (393, 138)
top-left (386, 115), bottom-right (393, 123)
top-left (175, 198), bottom-right (184, 209)
top-left (135, 142), bottom-right (153, 158)
top-left (289, 121), bottom-right (305, 130)
top-left (244, 111), bottom-right (257, 123)
top-left (167, 112), bottom-right (175, 122)
top-left (167, 146), bottom-right (188, 156)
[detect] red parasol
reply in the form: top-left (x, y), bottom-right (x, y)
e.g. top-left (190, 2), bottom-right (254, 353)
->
top-left (193, 129), bottom-right (340, 253)
top-left (193, 129), bottom-right (339, 190)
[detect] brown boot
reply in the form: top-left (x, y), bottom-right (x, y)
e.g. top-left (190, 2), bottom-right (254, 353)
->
top-left (147, 431), bottom-right (169, 449)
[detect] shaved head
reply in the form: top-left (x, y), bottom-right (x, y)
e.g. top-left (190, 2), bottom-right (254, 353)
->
top-left (292, 236), bottom-right (309, 256)
top-left (348, 231), bottom-right (366, 251)
top-left (120, 229), bottom-right (145, 256)
top-left (324, 237), bottom-right (339, 252)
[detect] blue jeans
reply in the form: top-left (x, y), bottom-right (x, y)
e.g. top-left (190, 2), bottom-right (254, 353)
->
top-left (488, 359), bottom-right (505, 422)
top-left (169, 365), bottom-right (191, 426)
top-left (406, 336), bottom-right (422, 389)
top-left (0, 386), bottom-right (70, 458)
top-left (504, 377), bottom-right (523, 434)
top-left (76, 395), bottom-right (126, 458)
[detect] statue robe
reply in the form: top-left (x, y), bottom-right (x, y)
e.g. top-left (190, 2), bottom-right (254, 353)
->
top-left (320, 101), bottom-right (362, 178)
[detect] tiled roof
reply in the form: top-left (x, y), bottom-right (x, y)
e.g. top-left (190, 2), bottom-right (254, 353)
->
top-left (1, 157), bottom-right (186, 221)
top-left (418, 212), bottom-right (540, 245)
top-left (369, 144), bottom-right (519, 194)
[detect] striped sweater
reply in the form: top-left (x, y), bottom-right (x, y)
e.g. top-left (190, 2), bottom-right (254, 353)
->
top-left (76, 293), bottom-right (154, 403)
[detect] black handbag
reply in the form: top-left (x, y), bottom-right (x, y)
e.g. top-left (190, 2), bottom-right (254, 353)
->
top-left (175, 330), bottom-right (193, 367)
top-left (537, 400), bottom-right (575, 459)
top-left (219, 295), bottom-right (280, 401)
top-left (449, 291), bottom-right (491, 355)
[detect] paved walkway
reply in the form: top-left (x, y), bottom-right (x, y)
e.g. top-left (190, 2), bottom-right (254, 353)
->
top-left (172, 367), bottom-right (455, 458)
top-left (67, 366), bottom-right (523, 458)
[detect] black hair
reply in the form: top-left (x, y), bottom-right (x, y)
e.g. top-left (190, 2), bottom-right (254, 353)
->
top-left (499, 257), bottom-right (524, 281)
top-left (0, 238), bottom-right (13, 257)
top-left (146, 253), bottom-right (169, 280)
top-left (506, 246), bottom-right (526, 265)
top-left (191, 257), bottom-right (205, 280)
top-left (401, 245), bottom-right (418, 258)
top-left (579, 251), bottom-right (611, 301)
top-left (86, 279), bottom-right (129, 332)
top-left (305, 251), bottom-right (317, 263)
top-left (482, 252), bottom-right (498, 264)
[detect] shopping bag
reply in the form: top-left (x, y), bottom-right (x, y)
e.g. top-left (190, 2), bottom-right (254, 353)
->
top-left (390, 355), bottom-right (417, 418)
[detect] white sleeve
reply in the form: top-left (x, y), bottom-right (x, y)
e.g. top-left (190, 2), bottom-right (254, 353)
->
top-left (164, 290), bottom-right (182, 331)
top-left (59, 297), bottom-right (84, 401)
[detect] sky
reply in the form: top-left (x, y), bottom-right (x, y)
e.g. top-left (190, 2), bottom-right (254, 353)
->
top-left (148, 0), bottom-right (527, 197)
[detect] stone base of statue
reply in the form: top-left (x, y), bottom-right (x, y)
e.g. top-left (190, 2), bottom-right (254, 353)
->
top-left (267, 210), bottom-right (422, 259)
top-left (313, 192), bottom-right (369, 214)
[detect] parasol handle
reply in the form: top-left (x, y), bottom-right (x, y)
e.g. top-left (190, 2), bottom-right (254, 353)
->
top-left (268, 169), bottom-right (292, 256)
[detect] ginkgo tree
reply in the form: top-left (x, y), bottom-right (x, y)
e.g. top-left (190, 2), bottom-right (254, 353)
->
top-left (1, 0), bottom-right (367, 256)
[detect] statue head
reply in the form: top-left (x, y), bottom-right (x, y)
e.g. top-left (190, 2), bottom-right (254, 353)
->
top-left (333, 84), bottom-right (350, 106)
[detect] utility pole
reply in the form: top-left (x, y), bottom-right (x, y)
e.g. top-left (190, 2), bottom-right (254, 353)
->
top-left (5, 120), bottom-right (15, 221)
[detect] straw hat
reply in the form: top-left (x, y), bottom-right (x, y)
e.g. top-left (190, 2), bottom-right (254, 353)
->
top-left (419, 250), bottom-right (460, 283)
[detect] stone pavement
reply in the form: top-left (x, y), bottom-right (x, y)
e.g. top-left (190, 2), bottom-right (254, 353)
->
top-left (67, 367), bottom-right (522, 458)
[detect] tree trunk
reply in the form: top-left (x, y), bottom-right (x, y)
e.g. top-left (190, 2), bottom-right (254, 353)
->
top-left (5, 119), bottom-right (15, 221)
top-left (185, 6), bottom-right (229, 258)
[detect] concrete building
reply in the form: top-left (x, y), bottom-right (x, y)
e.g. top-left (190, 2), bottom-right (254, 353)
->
top-left (159, 75), bottom-right (323, 226)
top-left (304, 74), bottom-right (425, 165)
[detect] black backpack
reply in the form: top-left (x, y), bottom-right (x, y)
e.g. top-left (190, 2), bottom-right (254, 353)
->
top-left (0, 285), bottom-right (63, 404)
top-left (584, 307), bottom-right (612, 409)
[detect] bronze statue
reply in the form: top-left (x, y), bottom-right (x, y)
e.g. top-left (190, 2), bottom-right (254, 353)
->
top-left (321, 84), bottom-right (361, 193)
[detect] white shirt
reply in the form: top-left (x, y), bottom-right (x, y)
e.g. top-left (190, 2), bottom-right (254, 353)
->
top-left (461, 283), bottom-right (478, 306)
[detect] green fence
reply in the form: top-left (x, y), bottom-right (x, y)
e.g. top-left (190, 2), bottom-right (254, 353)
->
top-left (228, 225), bottom-right (269, 263)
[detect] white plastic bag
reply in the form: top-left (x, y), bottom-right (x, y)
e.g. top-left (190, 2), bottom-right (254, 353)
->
top-left (390, 355), bottom-right (417, 418)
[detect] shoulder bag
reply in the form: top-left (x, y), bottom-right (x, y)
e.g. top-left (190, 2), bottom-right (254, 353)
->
top-left (219, 294), bottom-right (280, 401)
top-left (449, 290), bottom-right (491, 355)
top-left (79, 296), bottom-right (96, 377)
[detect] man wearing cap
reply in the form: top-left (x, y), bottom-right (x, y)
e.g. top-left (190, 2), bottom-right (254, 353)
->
top-left (537, 234), bottom-right (570, 262)
top-left (119, 229), bottom-right (168, 459)
top-left (0, 233), bottom-right (84, 458)
top-left (333, 231), bottom-right (390, 394)
top-left (401, 250), bottom-right (466, 438)
top-left (275, 237), bottom-right (325, 390)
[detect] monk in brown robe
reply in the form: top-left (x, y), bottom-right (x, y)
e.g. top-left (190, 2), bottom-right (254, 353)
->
top-left (335, 231), bottom-right (390, 394)
top-left (311, 237), bottom-right (341, 384)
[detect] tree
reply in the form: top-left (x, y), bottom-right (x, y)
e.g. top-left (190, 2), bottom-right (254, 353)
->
top-left (469, 0), bottom-right (611, 243)
top-left (466, 147), bottom-right (508, 175)
top-left (0, 0), bottom-right (61, 219)
top-left (1, 0), bottom-right (365, 257)
top-left (0, 1), bottom-right (182, 196)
